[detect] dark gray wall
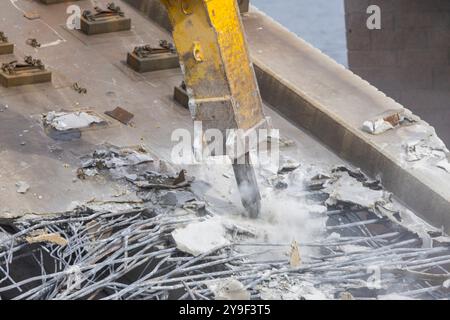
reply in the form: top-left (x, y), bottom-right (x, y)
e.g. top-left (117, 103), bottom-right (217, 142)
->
top-left (345, 0), bottom-right (450, 145)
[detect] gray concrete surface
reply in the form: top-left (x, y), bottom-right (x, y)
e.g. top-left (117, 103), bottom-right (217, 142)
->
top-left (0, 0), bottom-right (343, 218)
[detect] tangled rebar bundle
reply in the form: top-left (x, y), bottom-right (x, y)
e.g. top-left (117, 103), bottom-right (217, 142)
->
top-left (1, 196), bottom-right (450, 299)
top-left (1, 156), bottom-right (450, 300)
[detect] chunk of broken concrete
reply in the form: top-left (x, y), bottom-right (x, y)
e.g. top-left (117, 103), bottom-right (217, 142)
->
top-left (278, 157), bottom-right (300, 174)
top-left (160, 190), bottom-right (196, 206)
top-left (362, 109), bottom-right (418, 135)
top-left (324, 171), bottom-right (385, 209)
top-left (171, 218), bottom-right (230, 256)
top-left (16, 181), bottom-right (30, 194)
top-left (208, 278), bottom-right (250, 300)
top-left (362, 118), bottom-right (394, 135)
top-left (404, 137), bottom-right (448, 162)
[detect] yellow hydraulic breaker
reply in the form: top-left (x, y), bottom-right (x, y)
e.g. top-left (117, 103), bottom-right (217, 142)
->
top-left (160, 0), bottom-right (268, 218)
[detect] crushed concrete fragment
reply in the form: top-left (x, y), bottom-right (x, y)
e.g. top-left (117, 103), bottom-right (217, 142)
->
top-left (209, 279), bottom-right (250, 300)
top-left (43, 111), bottom-right (106, 131)
top-left (278, 157), bottom-right (300, 174)
top-left (362, 118), bottom-right (394, 135)
top-left (171, 218), bottom-right (230, 256)
top-left (324, 171), bottom-right (386, 209)
top-left (362, 109), bottom-right (418, 135)
top-left (403, 136), bottom-right (448, 163)
top-left (444, 280), bottom-right (450, 289)
top-left (16, 181), bottom-right (30, 194)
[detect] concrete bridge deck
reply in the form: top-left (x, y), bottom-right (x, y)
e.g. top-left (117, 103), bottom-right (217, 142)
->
top-left (0, 0), bottom-right (449, 234)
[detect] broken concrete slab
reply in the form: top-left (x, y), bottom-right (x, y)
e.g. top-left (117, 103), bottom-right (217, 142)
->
top-left (324, 171), bottom-right (386, 210)
top-left (171, 218), bottom-right (230, 256)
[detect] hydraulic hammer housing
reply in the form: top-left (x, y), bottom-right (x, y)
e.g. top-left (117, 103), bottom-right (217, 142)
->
top-left (160, 0), bottom-right (268, 218)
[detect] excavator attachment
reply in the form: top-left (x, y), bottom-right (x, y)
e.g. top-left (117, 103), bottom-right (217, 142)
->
top-left (160, 0), bottom-right (268, 217)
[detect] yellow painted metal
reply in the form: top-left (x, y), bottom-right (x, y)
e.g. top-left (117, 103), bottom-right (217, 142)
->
top-left (160, 0), bottom-right (265, 133)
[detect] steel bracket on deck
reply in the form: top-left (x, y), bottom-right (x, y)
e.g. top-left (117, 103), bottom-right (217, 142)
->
top-left (127, 40), bottom-right (180, 73)
top-left (81, 3), bottom-right (131, 35)
top-left (0, 56), bottom-right (51, 87)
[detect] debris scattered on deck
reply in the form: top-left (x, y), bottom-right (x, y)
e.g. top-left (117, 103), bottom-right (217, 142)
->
top-left (105, 107), bottom-right (134, 125)
top-left (362, 109), bottom-right (418, 135)
top-left (16, 181), bottom-right (30, 194)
